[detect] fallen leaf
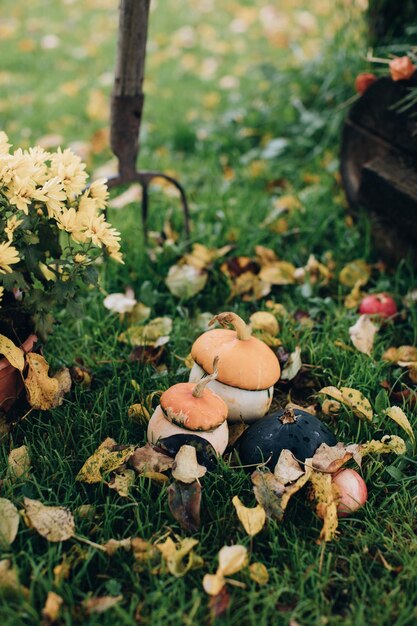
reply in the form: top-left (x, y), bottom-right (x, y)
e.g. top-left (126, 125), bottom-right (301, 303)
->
top-left (172, 445), bottom-right (207, 483)
top-left (218, 544), bottom-right (248, 575)
top-left (130, 443), bottom-right (174, 473)
top-left (344, 279), bottom-right (366, 309)
top-left (321, 399), bottom-right (341, 416)
top-left (118, 317), bottom-right (172, 347)
top-left (166, 264), bottom-right (208, 300)
top-left (108, 184), bottom-right (142, 209)
top-left (232, 495), bottom-right (266, 536)
top-left (385, 406), bottom-right (415, 443)
top-left (0, 499), bottom-right (19, 547)
top-left (309, 471), bottom-right (339, 543)
top-left (259, 261), bottom-right (296, 285)
top-left (349, 315), bottom-right (378, 355)
top-left (157, 537), bottom-right (203, 577)
top-left (252, 471), bottom-right (285, 520)
top-left (108, 469), bottom-right (136, 497)
top-left (319, 386), bottom-right (373, 421)
top-left (339, 260), bottom-right (370, 287)
top-left (24, 354), bottom-right (71, 410)
top-left (208, 585), bottom-right (230, 619)
top-left (102, 537), bottom-right (132, 556)
top-left (131, 537), bottom-right (159, 564)
top-left (103, 292), bottom-right (137, 314)
top-left (249, 311), bottom-right (279, 336)
top-left (127, 403), bottom-right (151, 424)
top-left (84, 595), bottom-right (122, 614)
top-left (7, 445), bottom-right (30, 482)
top-left (183, 243), bottom-right (232, 270)
top-left (42, 591), bottom-right (63, 623)
top-left (308, 443), bottom-right (353, 473)
top-left (280, 346), bottom-right (302, 381)
top-left (274, 450), bottom-right (305, 484)
top-left (23, 498), bottom-right (75, 542)
top-left (249, 562), bottom-right (269, 585)
top-left (167, 480), bottom-right (201, 533)
top-left (0, 334), bottom-right (24, 371)
top-left (383, 346), bottom-right (417, 363)
top-left (76, 438), bottom-right (135, 484)
top-left (0, 559), bottom-right (22, 595)
top-left (203, 572), bottom-right (226, 596)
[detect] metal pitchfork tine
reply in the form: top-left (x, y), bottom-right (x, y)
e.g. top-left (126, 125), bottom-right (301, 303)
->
top-left (107, 0), bottom-right (190, 240)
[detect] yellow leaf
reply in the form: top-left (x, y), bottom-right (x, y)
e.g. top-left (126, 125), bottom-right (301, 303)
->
top-left (232, 496), bottom-right (266, 536)
top-left (249, 562), bottom-right (269, 585)
top-left (259, 261), bottom-right (296, 285)
top-left (347, 435), bottom-right (406, 465)
top-left (0, 498), bottom-right (19, 548)
top-left (218, 545), bottom-right (248, 576)
top-left (319, 386), bottom-right (373, 421)
top-left (383, 346), bottom-right (417, 363)
top-left (118, 317), bottom-right (172, 347)
top-left (76, 438), bottom-right (135, 484)
top-left (127, 403), bottom-right (150, 424)
top-left (203, 572), bottom-right (225, 596)
top-left (309, 472), bottom-right (339, 543)
top-left (0, 559), bottom-right (21, 595)
top-left (7, 445), bottom-right (30, 482)
top-left (42, 591), bottom-right (63, 623)
top-left (385, 407), bottom-right (415, 443)
top-left (24, 354), bottom-right (71, 410)
top-left (166, 264), bottom-right (208, 300)
top-left (349, 315), bottom-right (378, 356)
top-left (339, 259), bottom-right (370, 287)
top-left (84, 595), bottom-right (123, 614)
top-left (344, 279), bottom-right (366, 309)
top-left (102, 537), bottom-right (132, 556)
top-left (157, 537), bottom-right (203, 577)
top-left (249, 311), bottom-right (279, 336)
top-left (23, 498), bottom-right (75, 542)
top-left (108, 469), bottom-right (136, 497)
top-left (0, 333), bottom-right (24, 371)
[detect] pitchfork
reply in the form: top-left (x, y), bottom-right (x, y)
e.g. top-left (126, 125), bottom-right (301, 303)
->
top-left (107, 0), bottom-right (190, 239)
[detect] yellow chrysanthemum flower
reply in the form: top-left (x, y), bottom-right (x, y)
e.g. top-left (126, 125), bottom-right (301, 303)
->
top-left (5, 216), bottom-right (23, 241)
top-left (0, 132), bottom-right (11, 155)
top-left (5, 176), bottom-right (37, 214)
top-left (49, 148), bottom-right (87, 198)
top-left (0, 241), bottom-right (20, 273)
top-left (32, 176), bottom-right (66, 218)
top-left (88, 178), bottom-right (109, 210)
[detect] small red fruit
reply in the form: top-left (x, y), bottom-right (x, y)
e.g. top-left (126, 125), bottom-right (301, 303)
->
top-left (354, 73), bottom-right (377, 95)
top-left (359, 293), bottom-right (397, 318)
top-left (333, 468), bottom-right (368, 517)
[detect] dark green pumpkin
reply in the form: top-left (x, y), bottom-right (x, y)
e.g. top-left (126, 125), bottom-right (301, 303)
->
top-left (235, 407), bottom-right (337, 469)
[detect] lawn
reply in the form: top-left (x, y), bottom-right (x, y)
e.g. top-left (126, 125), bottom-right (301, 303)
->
top-left (1, 1), bottom-right (417, 625)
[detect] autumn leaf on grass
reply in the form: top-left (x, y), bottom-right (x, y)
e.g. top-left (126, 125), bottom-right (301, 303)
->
top-left (7, 445), bottom-right (30, 482)
top-left (383, 346), bottom-right (417, 363)
top-left (108, 469), bottom-right (136, 497)
top-left (349, 315), bottom-right (378, 355)
top-left (280, 346), bottom-right (302, 381)
top-left (249, 311), bottom-right (279, 336)
top-left (168, 480), bottom-right (201, 533)
top-left (208, 586), bottom-right (231, 620)
top-left (309, 471), bottom-right (339, 543)
top-left (249, 562), bottom-right (269, 585)
top-left (203, 545), bottom-right (248, 596)
top-left (251, 471), bottom-right (285, 520)
top-left (274, 449), bottom-right (305, 484)
top-left (385, 407), bottom-right (415, 443)
top-left (157, 537), bottom-right (203, 577)
top-left (339, 259), bottom-right (370, 287)
top-left (308, 443), bottom-right (353, 474)
top-left (0, 498), bottom-right (19, 548)
top-left (24, 353), bottom-right (71, 410)
top-left (23, 498), bottom-right (75, 542)
top-left (129, 443), bottom-right (174, 475)
top-left (319, 386), bottom-right (373, 421)
top-left (103, 291), bottom-right (137, 314)
top-left (118, 317), bottom-right (172, 347)
top-left (259, 261), bottom-right (296, 285)
top-left (42, 591), bottom-right (63, 623)
top-left (0, 560), bottom-right (25, 597)
top-left (84, 595), bottom-right (122, 615)
top-left (183, 243), bottom-right (232, 271)
top-left (172, 445), bottom-right (207, 483)
top-left (76, 438), bottom-right (135, 484)
top-left (102, 537), bottom-right (132, 556)
top-left (345, 280), bottom-right (366, 309)
top-left (166, 264), bottom-right (208, 300)
top-left (0, 334), bottom-right (24, 371)
top-left (232, 496), bottom-right (266, 536)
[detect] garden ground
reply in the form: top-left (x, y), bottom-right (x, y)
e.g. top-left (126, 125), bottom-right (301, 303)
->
top-left (1, 1), bottom-right (417, 625)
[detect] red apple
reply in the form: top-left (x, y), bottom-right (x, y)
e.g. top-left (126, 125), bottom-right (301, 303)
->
top-left (333, 469), bottom-right (368, 517)
top-left (359, 293), bottom-right (397, 318)
top-left (354, 72), bottom-right (377, 95)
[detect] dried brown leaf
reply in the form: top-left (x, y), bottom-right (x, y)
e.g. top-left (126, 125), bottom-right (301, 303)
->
top-left (7, 445), bottom-right (30, 482)
top-left (129, 443), bottom-right (174, 474)
top-left (171, 445), bottom-right (207, 483)
top-left (349, 315), bottom-right (378, 355)
top-left (167, 480), bottom-right (201, 533)
top-left (84, 595), bottom-right (122, 614)
top-left (24, 498), bottom-right (75, 542)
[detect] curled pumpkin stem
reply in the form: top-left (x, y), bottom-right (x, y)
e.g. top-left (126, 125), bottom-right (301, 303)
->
top-left (192, 356), bottom-right (219, 397)
top-left (209, 312), bottom-right (252, 341)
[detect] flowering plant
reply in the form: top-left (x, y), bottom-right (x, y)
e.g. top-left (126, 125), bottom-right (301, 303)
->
top-left (0, 132), bottom-right (123, 339)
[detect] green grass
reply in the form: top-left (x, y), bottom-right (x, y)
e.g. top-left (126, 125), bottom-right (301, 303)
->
top-left (1, 1), bottom-right (417, 625)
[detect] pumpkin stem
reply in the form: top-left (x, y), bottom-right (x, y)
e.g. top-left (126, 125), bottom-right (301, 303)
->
top-left (192, 356), bottom-right (219, 397)
top-left (279, 408), bottom-right (297, 424)
top-left (209, 312), bottom-right (252, 341)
